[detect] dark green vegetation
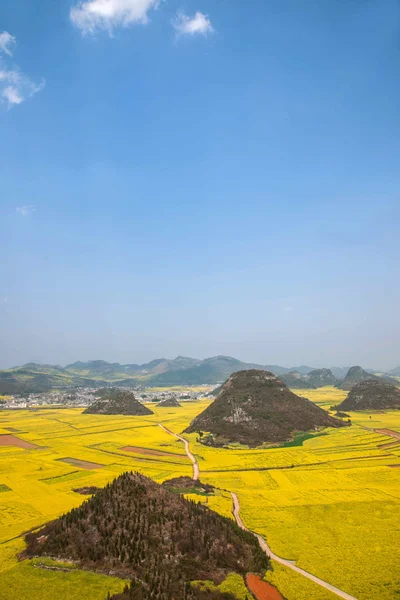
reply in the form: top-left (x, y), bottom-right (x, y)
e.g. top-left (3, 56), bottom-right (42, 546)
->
top-left (162, 476), bottom-right (215, 496)
top-left (337, 380), bottom-right (400, 411)
top-left (4, 357), bottom-right (397, 393)
top-left (157, 398), bottom-right (182, 407)
top-left (185, 370), bottom-right (346, 447)
top-left (66, 357), bottom-right (203, 382)
top-left (0, 363), bottom-right (102, 395)
top-left (279, 371), bottom-right (315, 389)
top-left (279, 368), bottom-right (338, 389)
top-left (0, 483), bottom-right (12, 493)
top-left (0, 357), bottom-right (325, 392)
top-left (24, 472), bottom-right (268, 600)
top-left (83, 389), bottom-right (153, 416)
top-left (148, 356), bottom-right (266, 387)
top-left (278, 431), bottom-right (327, 448)
top-left (304, 368), bottom-right (338, 388)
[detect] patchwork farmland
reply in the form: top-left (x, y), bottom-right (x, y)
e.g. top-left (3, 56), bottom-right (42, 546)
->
top-left (0, 389), bottom-right (399, 600)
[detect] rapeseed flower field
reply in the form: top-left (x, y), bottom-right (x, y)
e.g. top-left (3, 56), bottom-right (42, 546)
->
top-left (0, 391), bottom-right (399, 600)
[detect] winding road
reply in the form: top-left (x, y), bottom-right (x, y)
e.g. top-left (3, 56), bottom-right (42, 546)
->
top-left (159, 423), bottom-right (358, 600)
top-left (231, 492), bottom-right (358, 600)
top-left (158, 424), bottom-right (199, 480)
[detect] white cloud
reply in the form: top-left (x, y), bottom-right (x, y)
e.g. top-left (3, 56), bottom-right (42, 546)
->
top-left (0, 31), bottom-right (16, 56)
top-left (0, 33), bottom-right (45, 108)
top-left (173, 11), bottom-right (213, 36)
top-left (70, 0), bottom-right (159, 34)
top-left (16, 205), bottom-right (36, 217)
top-left (0, 66), bottom-right (44, 107)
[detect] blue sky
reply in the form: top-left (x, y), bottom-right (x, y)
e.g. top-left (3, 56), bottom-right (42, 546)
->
top-left (0, 0), bottom-right (399, 370)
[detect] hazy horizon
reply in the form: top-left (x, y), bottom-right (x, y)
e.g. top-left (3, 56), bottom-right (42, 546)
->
top-left (1, 0), bottom-right (399, 373)
top-left (1, 352), bottom-right (397, 374)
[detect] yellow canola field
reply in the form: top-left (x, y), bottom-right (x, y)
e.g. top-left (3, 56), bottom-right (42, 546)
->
top-left (0, 393), bottom-right (400, 600)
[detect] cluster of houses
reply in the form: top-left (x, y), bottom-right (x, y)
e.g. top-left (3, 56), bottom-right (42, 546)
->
top-left (0, 385), bottom-right (215, 410)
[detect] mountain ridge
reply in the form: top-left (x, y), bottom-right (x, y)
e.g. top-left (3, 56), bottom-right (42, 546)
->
top-left (2, 357), bottom-right (398, 393)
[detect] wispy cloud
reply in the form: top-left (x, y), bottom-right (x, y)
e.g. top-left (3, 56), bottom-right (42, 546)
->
top-left (0, 33), bottom-right (44, 108)
top-left (0, 31), bottom-right (16, 56)
top-left (70, 0), bottom-right (159, 34)
top-left (16, 205), bottom-right (36, 217)
top-left (173, 11), bottom-right (214, 36)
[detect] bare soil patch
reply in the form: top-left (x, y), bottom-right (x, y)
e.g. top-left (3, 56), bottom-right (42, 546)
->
top-left (389, 464), bottom-right (400, 468)
top-left (121, 445), bottom-right (186, 458)
top-left (375, 429), bottom-right (400, 439)
top-left (57, 457), bottom-right (104, 470)
top-left (246, 574), bottom-right (284, 600)
top-left (0, 434), bottom-right (38, 449)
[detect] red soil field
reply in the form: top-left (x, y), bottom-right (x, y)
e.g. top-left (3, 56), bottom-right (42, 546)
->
top-left (0, 434), bottom-right (38, 449)
top-left (246, 574), bottom-right (284, 600)
top-left (121, 445), bottom-right (186, 458)
top-left (57, 457), bottom-right (104, 470)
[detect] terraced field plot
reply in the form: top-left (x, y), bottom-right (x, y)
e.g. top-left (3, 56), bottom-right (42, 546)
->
top-left (0, 391), bottom-right (399, 600)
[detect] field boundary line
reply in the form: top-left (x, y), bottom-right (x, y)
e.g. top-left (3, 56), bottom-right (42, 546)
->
top-left (230, 492), bottom-right (358, 600)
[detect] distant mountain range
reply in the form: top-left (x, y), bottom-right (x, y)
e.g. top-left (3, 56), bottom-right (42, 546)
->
top-left (0, 356), bottom-right (399, 394)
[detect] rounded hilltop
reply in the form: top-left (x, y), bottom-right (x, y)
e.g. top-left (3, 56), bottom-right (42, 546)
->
top-left (24, 472), bottom-right (269, 600)
top-left (83, 388), bottom-right (153, 416)
top-left (336, 365), bottom-right (398, 391)
top-left (157, 397), bottom-right (182, 408)
top-left (185, 369), bottom-right (345, 447)
top-left (337, 379), bottom-right (400, 412)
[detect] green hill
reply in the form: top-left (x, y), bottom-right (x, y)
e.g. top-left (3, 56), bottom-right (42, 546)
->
top-left (0, 364), bottom-right (101, 394)
top-left (83, 389), bottom-right (153, 416)
top-left (279, 371), bottom-right (315, 389)
top-left (24, 472), bottom-right (268, 600)
top-left (185, 370), bottom-right (345, 446)
top-left (337, 380), bottom-right (400, 411)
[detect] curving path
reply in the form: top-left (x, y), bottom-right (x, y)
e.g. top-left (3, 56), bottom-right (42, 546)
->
top-left (159, 423), bottom-right (357, 600)
top-left (158, 424), bottom-right (199, 480)
top-left (231, 492), bottom-right (358, 600)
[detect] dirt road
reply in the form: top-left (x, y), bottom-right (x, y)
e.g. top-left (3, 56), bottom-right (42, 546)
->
top-left (158, 424), bottom-right (199, 480)
top-left (375, 428), bottom-right (400, 440)
top-left (231, 492), bottom-right (358, 600)
top-left (159, 423), bottom-right (358, 600)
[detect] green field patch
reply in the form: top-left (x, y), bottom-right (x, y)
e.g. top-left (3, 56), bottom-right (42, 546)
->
top-left (278, 432), bottom-right (327, 448)
top-left (0, 484), bottom-right (11, 493)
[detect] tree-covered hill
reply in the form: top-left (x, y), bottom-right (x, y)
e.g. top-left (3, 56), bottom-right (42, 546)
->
top-left (24, 472), bottom-right (268, 600)
top-left (185, 370), bottom-right (346, 446)
top-left (83, 389), bottom-right (153, 416)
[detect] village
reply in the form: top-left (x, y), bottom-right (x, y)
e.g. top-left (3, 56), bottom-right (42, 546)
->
top-left (0, 385), bottom-right (213, 410)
